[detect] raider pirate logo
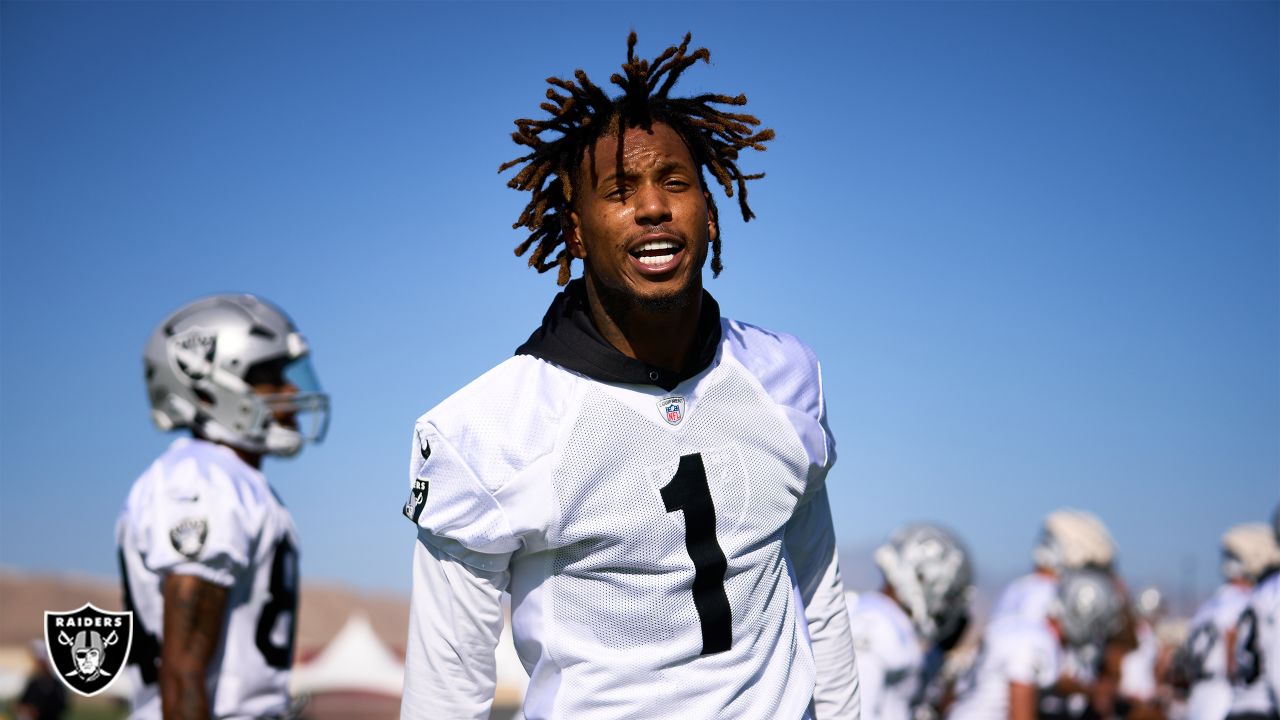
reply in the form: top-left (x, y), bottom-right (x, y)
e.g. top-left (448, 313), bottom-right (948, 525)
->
top-left (44, 603), bottom-right (132, 697)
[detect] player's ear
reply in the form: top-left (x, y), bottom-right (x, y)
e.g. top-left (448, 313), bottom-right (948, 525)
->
top-left (705, 193), bottom-right (719, 244)
top-left (567, 210), bottom-right (587, 259)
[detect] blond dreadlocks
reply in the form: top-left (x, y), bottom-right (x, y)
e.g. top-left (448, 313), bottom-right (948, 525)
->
top-left (499, 32), bottom-right (775, 285)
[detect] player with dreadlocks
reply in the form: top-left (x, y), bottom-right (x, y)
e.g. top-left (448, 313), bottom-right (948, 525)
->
top-left (400, 33), bottom-right (859, 720)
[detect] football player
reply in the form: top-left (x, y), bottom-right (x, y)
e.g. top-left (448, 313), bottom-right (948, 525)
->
top-left (1175, 523), bottom-right (1277, 720)
top-left (948, 568), bottom-right (1123, 720)
top-left (990, 509), bottom-right (1116, 626)
top-left (846, 523), bottom-right (974, 720)
top-left (117, 294), bottom-right (329, 719)
top-left (400, 33), bottom-right (859, 720)
top-left (1225, 506), bottom-right (1280, 720)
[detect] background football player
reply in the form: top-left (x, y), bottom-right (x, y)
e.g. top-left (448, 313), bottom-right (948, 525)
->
top-left (400, 33), bottom-right (858, 720)
top-left (117, 294), bottom-right (329, 719)
top-left (1173, 523), bottom-right (1278, 720)
top-left (846, 523), bottom-right (974, 720)
top-left (948, 568), bottom-right (1123, 720)
top-left (1225, 506), bottom-right (1280, 720)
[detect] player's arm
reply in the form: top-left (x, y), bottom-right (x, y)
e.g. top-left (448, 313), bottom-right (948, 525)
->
top-left (160, 573), bottom-right (229, 720)
top-left (785, 487), bottom-right (859, 720)
top-left (1007, 681), bottom-right (1037, 720)
top-left (402, 531), bottom-right (508, 720)
top-left (1223, 624), bottom-right (1238, 677)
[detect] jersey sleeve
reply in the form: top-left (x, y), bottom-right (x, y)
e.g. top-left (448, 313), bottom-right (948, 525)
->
top-left (402, 419), bottom-right (520, 571)
top-left (722, 320), bottom-right (835, 498)
top-left (402, 529), bottom-right (509, 719)
top-left (1004, 629), bottom-right (1059, 688)
top-left (136, 456), bottom-right (255, 587)
top-left (400, 356), bottom-right (567, 572)
top-left (785, 487), bottom-right (860, 719)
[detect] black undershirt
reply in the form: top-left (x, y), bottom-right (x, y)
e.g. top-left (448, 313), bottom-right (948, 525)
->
top-left (514, 279), bottom-right (722, 392)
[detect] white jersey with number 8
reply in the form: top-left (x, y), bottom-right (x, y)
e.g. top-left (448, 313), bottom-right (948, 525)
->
top-left (116, 437), bottom-right (299, 719)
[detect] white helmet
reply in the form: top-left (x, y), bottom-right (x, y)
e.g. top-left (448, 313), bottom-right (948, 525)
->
top-left (873, 523), bottom-right (975, 644)
top-left (1033, 508), bottom-right (1116, 572)
top-left (144, 294), bottom-right (329, 457)
top-left (1221, 523), bottom-right (1280, 583)
top-left (1053, 568), bottom-right (1122, 649)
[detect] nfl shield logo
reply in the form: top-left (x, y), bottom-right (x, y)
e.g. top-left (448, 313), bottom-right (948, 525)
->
top-left (44, 603), bottom-right (132, 697)
top-left (657, 396), bottom-right (686, 426)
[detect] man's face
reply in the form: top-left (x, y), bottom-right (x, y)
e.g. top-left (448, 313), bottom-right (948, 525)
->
top-left (75, 648), bottom-right (101, 675)
top-left (245, 359), bottom-right (299, 429)
top-left (569, 122), bottom-right (717, 310)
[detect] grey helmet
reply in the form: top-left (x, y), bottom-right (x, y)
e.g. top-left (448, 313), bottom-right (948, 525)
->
top-left (1053, 568), bottom-right (1122, 649)
top-left (144, 294), bottom-right (329, 457)
top-left (873, 523), bottom-right (975, 644)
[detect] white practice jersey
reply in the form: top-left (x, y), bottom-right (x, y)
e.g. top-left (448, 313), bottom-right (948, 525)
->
top-left (401, 305), bottom-right (858, 720)
top-left (1183, 582), bottom-right (1250, 720)
top-left (947, 617), bottom-right (1060, 720)
top-left (989, 572), bottom-right (1057, 626)
top-left (116, 438), bottom-right (299, 719)
top-left (1119, 621), bottom-right (1158, 703)
top-left (1228, 570), bottom-right (1280, 717)
top-left (847, 591), bottom-right (923, 720)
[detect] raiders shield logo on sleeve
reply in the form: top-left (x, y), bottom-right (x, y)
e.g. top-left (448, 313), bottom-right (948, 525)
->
top-left (43, 603), bottom-right (133, 697)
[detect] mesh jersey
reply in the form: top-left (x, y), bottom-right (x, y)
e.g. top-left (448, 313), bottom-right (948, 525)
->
top-left (947, 617), bottom-right (1060, 720)
top-left (1228, 571), bottom-right (1280, 716)
top-left (1182, 583), bottom-right (1250, 720)
top-left (846, 591), bottom-right (922, 720)
top-left (116, 438), bottom-right (299, 719)
top-left (404, 319), bottom-right (840, 719)
top-left (989, 572), bottom-right (1057, 626)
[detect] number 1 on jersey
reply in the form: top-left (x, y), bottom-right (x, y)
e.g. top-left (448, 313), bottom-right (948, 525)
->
top-left (661, 453), bottom-right (732, 655)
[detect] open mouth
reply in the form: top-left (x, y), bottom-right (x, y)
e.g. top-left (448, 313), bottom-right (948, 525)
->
top-left (629, 236), bottom-right (685, 274)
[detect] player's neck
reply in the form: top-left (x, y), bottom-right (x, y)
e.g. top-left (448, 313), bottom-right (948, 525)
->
top-left (193, 431), bottom-right (264, 470)
top-left (583, 276), bottom-right (704, 374)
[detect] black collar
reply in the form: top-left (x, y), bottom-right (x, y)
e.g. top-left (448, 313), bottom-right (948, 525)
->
top-left (514, 279), bottom-right (722, 392)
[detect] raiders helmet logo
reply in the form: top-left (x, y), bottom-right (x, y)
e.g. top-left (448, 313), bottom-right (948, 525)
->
top-left (44, 603), bottom-right (133, 697)
top-left (170, 517), bottom-right (208, 559)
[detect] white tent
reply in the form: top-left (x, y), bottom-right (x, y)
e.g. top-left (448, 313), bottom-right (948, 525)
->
top-left (290, 614), bottom-right (404, 697)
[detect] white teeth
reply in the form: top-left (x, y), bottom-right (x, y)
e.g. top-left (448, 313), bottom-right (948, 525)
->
top-left (636, 240), bottom-right (678, 253)
top-left (639, 253), bottom-right (676, 266)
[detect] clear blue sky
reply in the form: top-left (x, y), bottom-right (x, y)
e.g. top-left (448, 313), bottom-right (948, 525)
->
top-left (2, 2), bottom-right (1276, 613)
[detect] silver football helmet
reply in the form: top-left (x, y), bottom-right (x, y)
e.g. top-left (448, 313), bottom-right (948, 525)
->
top-left (1221, 522), bottom-right (1280, 583)
top-left (873, 523), bottom-right (975, 644)
top-left (1053, 568), bottom-right (1122, 649)
top-left (144, 294), bottom-right (329, 457)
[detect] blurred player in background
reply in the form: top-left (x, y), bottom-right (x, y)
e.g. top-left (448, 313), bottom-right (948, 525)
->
top-left (948, 568), bottom-right (1123, 720)
top-left (990, 509), bottom-right (1116, 626)
top-left (1117, 586), bottom-right (1169, 720)
top-left (847, 523), bottom-right (974, 720)
top-left (989, 508), bottom-right (1138, 719)
top-left (400, 32), bottom-right (857, 720)
top-left (1225, 506), bottom-right (1280, 720)
top-left (117, 294), bottom-right (329, 719)
top-left (1174, 523), bottom-right (1279, 720)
